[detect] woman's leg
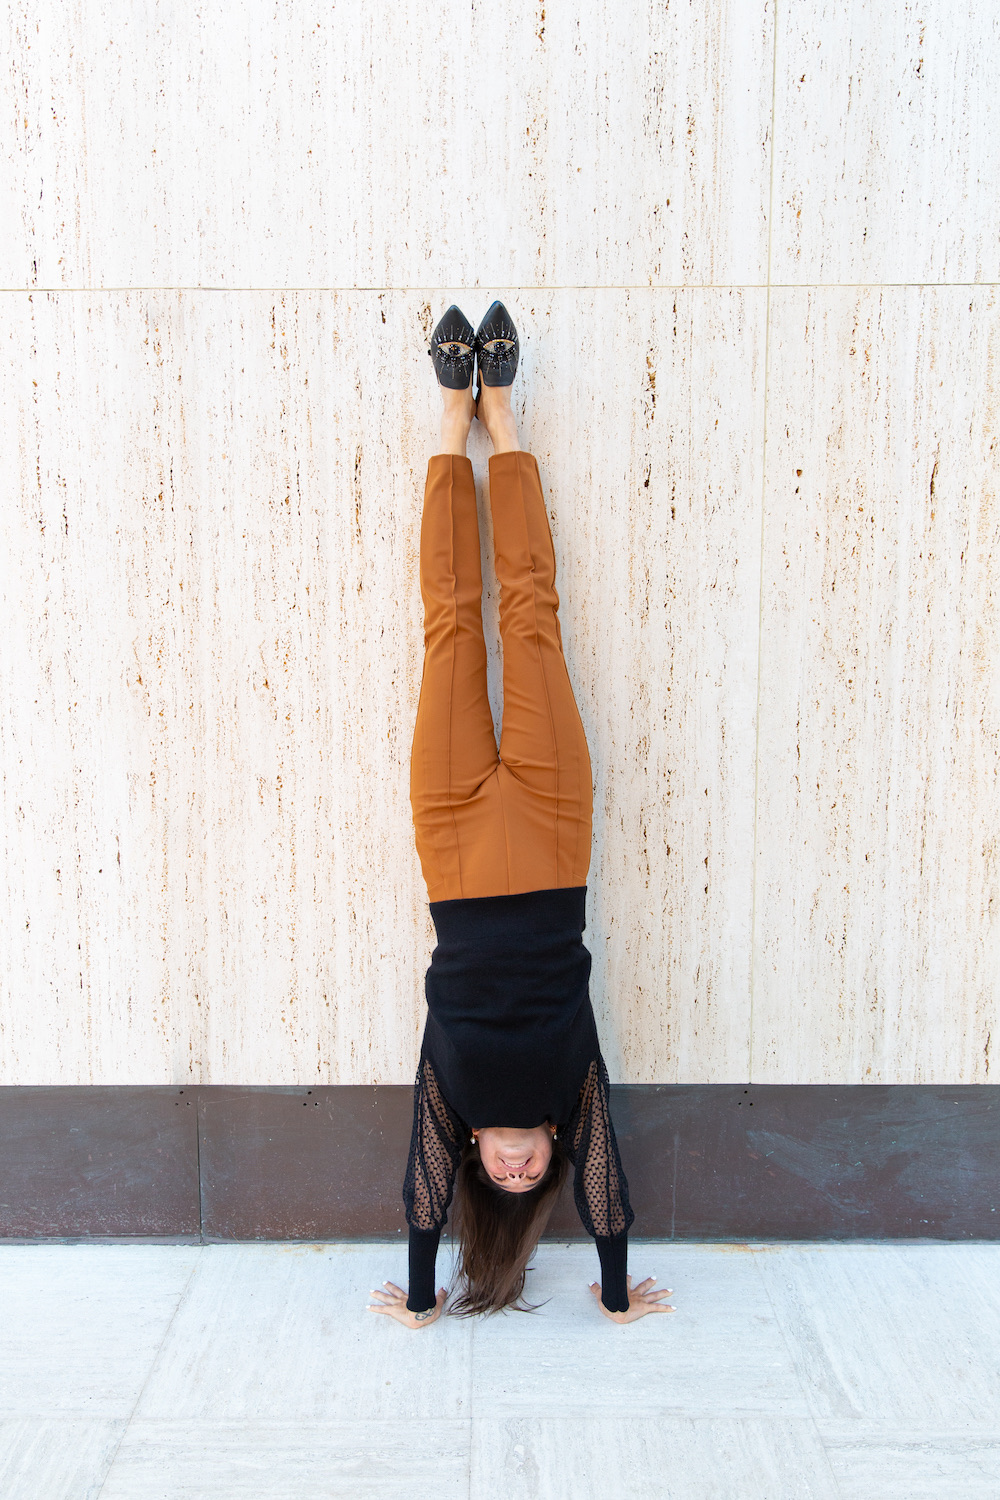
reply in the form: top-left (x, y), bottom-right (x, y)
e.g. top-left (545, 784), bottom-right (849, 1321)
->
top-left (478, 387), bottom-right (594, 893)
top-left (409, 395), bottom-right (507, 901)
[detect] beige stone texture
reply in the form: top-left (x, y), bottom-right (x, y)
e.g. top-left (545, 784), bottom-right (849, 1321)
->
top-left (2, 2), bottom-right (997, 1084)
top-left (752, 287), bottom-right (1000, 1083)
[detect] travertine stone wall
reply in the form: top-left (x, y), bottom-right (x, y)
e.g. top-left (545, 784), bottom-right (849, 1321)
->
top-left (3, 1), bottom-right (998, 1085)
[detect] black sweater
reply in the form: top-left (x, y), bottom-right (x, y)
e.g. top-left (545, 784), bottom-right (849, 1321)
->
top-left (402, 886), bottom-right (634, 1313)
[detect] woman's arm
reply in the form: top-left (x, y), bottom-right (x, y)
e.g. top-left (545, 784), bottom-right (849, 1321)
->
top-left (376, 1056), bottom-right (464, 1324)
top-left (564, 1055), bottom-right (672, 1321)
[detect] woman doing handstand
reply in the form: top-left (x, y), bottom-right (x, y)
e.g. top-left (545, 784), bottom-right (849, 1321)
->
top-left (368, 303), bottom-right (675, 1328)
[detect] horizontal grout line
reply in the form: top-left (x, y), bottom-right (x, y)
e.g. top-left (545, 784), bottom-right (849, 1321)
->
top-left (2, 283), bottom-right (998, 294)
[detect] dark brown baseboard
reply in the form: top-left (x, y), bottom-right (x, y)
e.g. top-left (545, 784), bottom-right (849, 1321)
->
top-left (0, 1084), bottom-right (997, 1240)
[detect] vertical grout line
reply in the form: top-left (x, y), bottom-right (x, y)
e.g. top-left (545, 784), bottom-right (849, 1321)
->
top-left (670, 1130), bottom-right (679, 1239)
top-left (195, 1086), bottom-right (204, 1242)
top-left (749, 0), bottom-right (782, 1083)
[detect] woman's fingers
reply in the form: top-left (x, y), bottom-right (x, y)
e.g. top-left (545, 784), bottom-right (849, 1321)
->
top-left (632, 1277), bottom-right (674, 1298)
top-left (368, 1281), bottom-right (411, 1314)
top-left (588, 1277), bottom-right (677, 1322)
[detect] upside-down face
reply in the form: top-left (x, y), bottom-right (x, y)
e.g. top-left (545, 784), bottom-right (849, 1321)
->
top-left (473, 1123), bottom-right (557, 1194)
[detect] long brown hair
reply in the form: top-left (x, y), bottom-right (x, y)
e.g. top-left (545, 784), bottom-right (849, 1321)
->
top-left (449, 1135), bottom-right (569, 1315)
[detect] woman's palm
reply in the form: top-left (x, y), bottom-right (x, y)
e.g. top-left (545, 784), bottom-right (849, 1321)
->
top-left (367, 1280), bottom-right (447, 1329)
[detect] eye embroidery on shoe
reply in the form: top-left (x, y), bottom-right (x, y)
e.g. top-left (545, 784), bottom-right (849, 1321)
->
top-left (479, 331), bottom-right (518, 371)
top-left (434, 340), bottom-right (474, 370)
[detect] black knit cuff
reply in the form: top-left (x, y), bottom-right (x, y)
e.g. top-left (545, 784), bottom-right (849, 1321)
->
top-left (595, 1232), bottom-right (629, 1313)
top-left (406, 1224), bottom-right (442, 1313)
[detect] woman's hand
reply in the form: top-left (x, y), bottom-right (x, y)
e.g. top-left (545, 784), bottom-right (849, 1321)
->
top-left (367, 1280), bottom-right (447, 1329)
top-left (589, 1273), bottom-right (675, 1324)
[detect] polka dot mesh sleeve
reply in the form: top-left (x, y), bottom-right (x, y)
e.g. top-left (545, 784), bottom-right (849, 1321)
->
top-left (564, 1054), bottom-right (635, 1240)
top-left (402, 1055), bottom-right (465, 1232)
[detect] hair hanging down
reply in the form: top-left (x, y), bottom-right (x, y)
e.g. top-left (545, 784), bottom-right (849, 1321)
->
top-left (449, 1136), bottom-right (570, 1316)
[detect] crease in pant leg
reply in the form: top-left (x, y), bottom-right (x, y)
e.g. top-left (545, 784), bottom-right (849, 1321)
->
top-left (491, 453), bottom-right (569, 885)
top-left (488, 451), bottom-right (593, 891)
top-left (411, 459), bottom-right (461, 896)
top-left (502, 454), bottom-right (560, 878)
top-left (410, 454), bottom-right (499, 900)
top-left (494, 748), bottom-right (514, 895)
top-left (518, 450), bottom-right (591, 888)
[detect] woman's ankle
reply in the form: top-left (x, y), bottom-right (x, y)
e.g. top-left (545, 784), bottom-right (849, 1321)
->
top-left (484, 408), bottom-right (521, 454)
top-left (439, 414), bottom-right (472, 456)
top-left (477, 386), bottom-right (521, 453)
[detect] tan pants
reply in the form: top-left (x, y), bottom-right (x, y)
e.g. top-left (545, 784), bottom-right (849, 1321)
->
top-left (410, 451), bottom-right (593, 903)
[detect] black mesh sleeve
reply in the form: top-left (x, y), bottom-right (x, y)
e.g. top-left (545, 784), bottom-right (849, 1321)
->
top-left (402, 1055), bottom-right (465, 1234)
top-left (562, 1053), bottom-right (635, 1312)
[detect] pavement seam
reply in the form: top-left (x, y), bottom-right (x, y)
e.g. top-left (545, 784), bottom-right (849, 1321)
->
top-left (751, 1244), bottom-right (848, 1500)
top-left (93, 1248), bottom-right (202, 1500)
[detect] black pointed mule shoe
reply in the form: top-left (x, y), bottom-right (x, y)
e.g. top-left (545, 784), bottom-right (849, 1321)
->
top-left (428, 305), bottom-right (477, 390)
top-left (474, 300), bottom-right (519, 397)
